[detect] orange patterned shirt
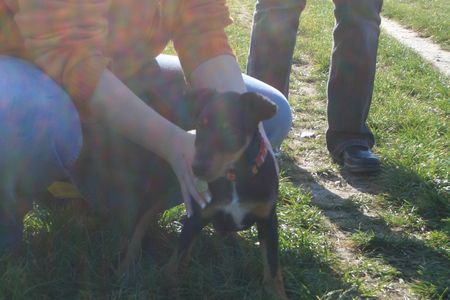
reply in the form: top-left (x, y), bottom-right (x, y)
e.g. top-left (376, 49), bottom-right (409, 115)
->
top-left (0, 0), bottom-right (233, 115)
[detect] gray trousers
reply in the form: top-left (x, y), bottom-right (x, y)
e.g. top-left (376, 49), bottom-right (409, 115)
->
top-left (247, 0), bottom-right (383, 156)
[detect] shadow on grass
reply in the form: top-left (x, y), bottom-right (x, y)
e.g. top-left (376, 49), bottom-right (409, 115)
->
top-left (279, 153), bottom-right (450, 299)
top-left (341, 163), bottom-right (450, 232)
top-left (149, 229), bottom-right (363, 300)
top-left (1, 153), bottom-right (447, 299)
top-left (0, 197), bottom-right (363, 299)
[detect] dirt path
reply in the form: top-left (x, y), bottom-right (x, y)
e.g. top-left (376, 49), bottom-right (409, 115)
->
top-left (381, 17), bottom-right (450, 77)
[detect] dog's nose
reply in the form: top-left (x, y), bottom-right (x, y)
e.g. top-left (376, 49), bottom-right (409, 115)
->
top-left (192, 161), bottom-right (210, 177)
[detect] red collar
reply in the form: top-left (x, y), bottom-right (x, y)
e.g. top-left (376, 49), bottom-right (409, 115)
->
top-left (226, 134), bottom-right (268, 181)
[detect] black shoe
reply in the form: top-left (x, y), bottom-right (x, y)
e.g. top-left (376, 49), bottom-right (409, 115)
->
top-left (333, 145), bottom-right (381, 174)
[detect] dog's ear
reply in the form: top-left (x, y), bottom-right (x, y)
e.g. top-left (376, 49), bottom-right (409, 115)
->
top-left (185, 88), bottom-right (217, 118)
top-left (240, 92), bottom-right (278, 121)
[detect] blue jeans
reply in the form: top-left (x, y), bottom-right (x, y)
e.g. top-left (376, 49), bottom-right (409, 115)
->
top-left (248, 0), bottom-right (383, 156)
top-left (0, 56), bottom-right (82, 251)
top-left (0, 55), bottom-right (292, 250)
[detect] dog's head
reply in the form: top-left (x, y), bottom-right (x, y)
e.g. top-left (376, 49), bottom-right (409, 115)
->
top-left (187, 89), bottom-right (277, 181)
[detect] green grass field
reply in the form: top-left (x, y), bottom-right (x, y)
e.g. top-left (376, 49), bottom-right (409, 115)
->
top-left (1, 0), bottom-right (449, 299)
top-left (383, 0), bottom-right (450, 50)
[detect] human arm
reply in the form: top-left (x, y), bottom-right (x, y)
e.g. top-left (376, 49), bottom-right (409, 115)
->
top-left (88, 69), bottom-right (208, 216)
top-left (190, 55), bottom-right (246, 93)
top-left (88, 54), bottom-right (248, 216)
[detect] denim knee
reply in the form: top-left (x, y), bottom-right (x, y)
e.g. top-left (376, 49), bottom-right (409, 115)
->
top-left (0, 56), bottom-right (82, 199)
top-left (244, 74), bottom-right (292, 150)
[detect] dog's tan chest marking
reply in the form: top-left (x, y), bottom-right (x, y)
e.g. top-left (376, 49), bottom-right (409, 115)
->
top-left (220, 183), bottom-right (247, 229)
top-left (216, 182), bottom-right (272, 229)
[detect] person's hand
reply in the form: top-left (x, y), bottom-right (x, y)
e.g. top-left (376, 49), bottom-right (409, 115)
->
top-left (167, 130), bottom-right (209, 217)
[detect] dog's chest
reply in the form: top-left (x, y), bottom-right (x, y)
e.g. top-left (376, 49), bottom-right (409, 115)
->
top-left (210, 182), bottom-right (272, 231)
top-left (218, 183), bottom-right (248, 229)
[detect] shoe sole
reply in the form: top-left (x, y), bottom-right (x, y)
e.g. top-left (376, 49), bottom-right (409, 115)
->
top-left (332, 155), bottom-right (381, 174)
top-left (343, 163), bottom-right (381, 174)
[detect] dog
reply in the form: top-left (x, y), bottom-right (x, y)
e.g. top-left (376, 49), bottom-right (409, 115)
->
top-left (163, 89), bottom-right (287, 299)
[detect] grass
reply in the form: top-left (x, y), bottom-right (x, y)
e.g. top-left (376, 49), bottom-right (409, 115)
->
top-left (289, 0), bottom-right (449, 298)
top-left (1, 0), bottom-right (449, 299)
top-left (382, 0), bottom-right (450, 50)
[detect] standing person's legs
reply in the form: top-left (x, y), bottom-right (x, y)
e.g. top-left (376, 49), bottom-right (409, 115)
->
top-left (327, 0), bottom-right (383, 172)
top-left (247, 0), bottom-right (306, 97)
top-left (0, 56), bottom-right (83, 252)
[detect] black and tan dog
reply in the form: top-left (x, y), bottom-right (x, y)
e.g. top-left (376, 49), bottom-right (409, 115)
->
top-left (163, 90), bottom-right (287, 299)
top-left (119, 90), bottom-right (287, 299)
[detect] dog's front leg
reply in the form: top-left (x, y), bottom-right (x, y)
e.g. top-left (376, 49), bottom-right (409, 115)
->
top-left (257, 209), bottom-right (288, 300)
top-left (163, 215), bottom-right (206, 297)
